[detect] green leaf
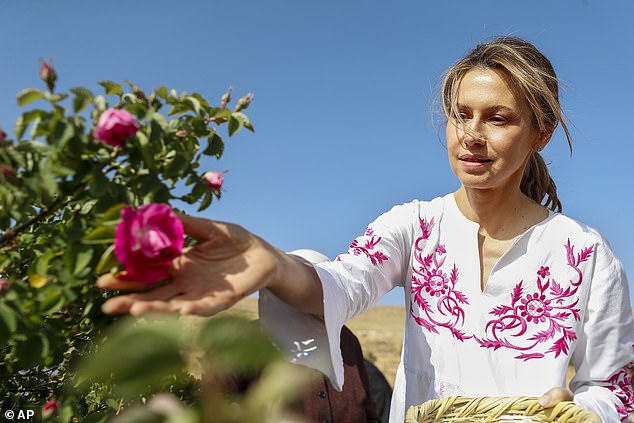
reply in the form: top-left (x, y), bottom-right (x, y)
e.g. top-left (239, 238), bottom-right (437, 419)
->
top-left (77, 317), bottom-right (186, 399)
top-left (14, 109), bottom-right (47, 140)
top-left (228, 114), bottom-right (244, 136)
top-left (185, 96), bottom-right (202, 115)
top-left (198, 190), bottom-right (212, 211)
top-left (0, 303), bottom-right (18, 340)
top-left (199, 317), bottom-right (281, 374)
top-left (95, 244), bottom-right (121, 274)
top-left (99, 203), bottom-right (126, 225)
top-left (157, 86), bottom-right (169, 99)
top-left (89, 167), bottom-right (110, 197)
top-left (98, 80), bottom-right (123, 96)
top-left (203, 132), bottom-right (224, 158)
top-left (16, 88), bottom-right (45, 107)
top-left (16, 331), bottom-right (50, 368)
top-left (70, 87), bottom-right (94, 114)
top-left (65, 245), bottom-right (94, 276)
top-left (136, 131), bottom-right (156, 170)
top-left (32, 250), bottom-right (58, 277)
top-left (37, 286), bottom-right (66, 315)
top-left (83, 226), bottom-right (116, 245)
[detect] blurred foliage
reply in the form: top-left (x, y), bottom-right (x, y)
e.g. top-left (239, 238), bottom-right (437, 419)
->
top-left (0, 72), bottom-right (314, 422)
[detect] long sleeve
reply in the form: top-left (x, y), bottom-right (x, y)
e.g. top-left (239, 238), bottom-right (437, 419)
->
top-left (259, 201), bottom-right (418, 389)
top-left (570, 234), bottom-right (634, 422)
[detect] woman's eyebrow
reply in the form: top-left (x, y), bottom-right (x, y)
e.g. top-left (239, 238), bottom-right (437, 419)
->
top-left (457, 103), bottom-right (516, 113)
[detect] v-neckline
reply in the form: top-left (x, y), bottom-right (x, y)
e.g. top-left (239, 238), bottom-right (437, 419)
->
top-left (447, 193), bottom-right (556, 294)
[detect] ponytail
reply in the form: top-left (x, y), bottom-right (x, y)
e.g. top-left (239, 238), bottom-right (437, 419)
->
top-left (521, 152), bottom-right (561, 213)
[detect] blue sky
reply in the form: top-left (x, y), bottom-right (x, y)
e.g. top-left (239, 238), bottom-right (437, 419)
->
top-left (1, 1), bottom-right (632, 306)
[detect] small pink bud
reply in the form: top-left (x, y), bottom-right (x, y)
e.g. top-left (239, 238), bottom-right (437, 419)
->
top-left (202, 171), bottom-right (223, 190)
top-left (0, 129), bottom-right (6, 145)
top-left (93, 109), bottom-right (139, 147)
top-left (175, 130), bottom-right (187, 138)
top-left (43, 399), bottom-right (59, 416)
top-left (39, 61), bottom-right (57, 92)
top-left (0, 279), bottom-right (10, 292)
top-left (0, 165), bottom-right (17, 181)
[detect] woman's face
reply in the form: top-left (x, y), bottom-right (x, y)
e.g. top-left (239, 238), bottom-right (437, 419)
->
top-left (446, 68), bottom-right (547, 193)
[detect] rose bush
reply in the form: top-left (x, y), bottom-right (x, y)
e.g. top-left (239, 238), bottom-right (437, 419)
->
top-left (0, 63), bottom-right (283, 422)
top-left (114, 203), bottom-right (184, 284)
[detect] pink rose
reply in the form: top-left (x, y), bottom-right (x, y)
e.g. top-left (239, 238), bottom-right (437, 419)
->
top-left (39, 61), bottom-right (57, 91)
top-left (43, 399), bottom-right (59, 416)
top-left (202, 171), bottom-right (224, 190)
top-left (114, 203), bottom-right (184, 285)
top-left (93, 109), bottom-right (139, 147)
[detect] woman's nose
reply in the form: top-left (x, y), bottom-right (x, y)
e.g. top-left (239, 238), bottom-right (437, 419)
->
top-left (459, 120), bottom-right (486, 146)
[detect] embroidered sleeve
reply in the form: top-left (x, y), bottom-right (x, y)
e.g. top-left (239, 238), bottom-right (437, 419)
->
top-left (321, 201), bottom-right (418, 321)
top-left (601, 362), bottom-right (634, 420)
top-left (569, 235), bottom-right (634, 421)
top-left (259, 201), bottom-right (419, 390)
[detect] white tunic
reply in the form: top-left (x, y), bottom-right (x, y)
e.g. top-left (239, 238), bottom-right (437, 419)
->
top-left (259, 194), bottom-right (634, 422)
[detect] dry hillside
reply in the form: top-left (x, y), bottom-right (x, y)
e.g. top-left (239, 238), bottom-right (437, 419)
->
top-left (209, 296), bottom-right (405, 387)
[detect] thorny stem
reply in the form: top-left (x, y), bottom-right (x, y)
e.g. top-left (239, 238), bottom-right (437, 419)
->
top-left (0, 182), bottom-right (88, 249)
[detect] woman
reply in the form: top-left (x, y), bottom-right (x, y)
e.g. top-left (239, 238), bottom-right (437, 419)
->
top-left (99, 37), bottom-right (634, 422)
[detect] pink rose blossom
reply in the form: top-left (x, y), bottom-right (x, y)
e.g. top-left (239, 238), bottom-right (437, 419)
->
top-left (93, 109), bottom-right (139, 147)
top-left (202, 171), bottom-right (224, 190)
top-left (114, 203), bottom-right (184, 285)
top-left (39, 61), bottom-right (57, 91)
top-left (43, 399), bottom-right (59, 416)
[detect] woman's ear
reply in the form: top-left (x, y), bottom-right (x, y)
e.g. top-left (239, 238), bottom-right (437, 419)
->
top-left (534, 131), bottom-right (553, 152)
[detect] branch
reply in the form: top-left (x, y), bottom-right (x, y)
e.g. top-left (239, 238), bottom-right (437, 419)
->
top-left (0, 182), bottom-right (87, 249)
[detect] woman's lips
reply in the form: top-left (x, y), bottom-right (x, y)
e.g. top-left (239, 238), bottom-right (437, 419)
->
top-left (459, 154), bottom-right (492, 169)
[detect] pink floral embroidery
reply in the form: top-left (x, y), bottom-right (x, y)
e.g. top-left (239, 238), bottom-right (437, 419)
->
top-left (475, 239), bottom-right (593, 361)
top-left (410, 217), bottom-right (471, 341)
top-left (335, 227), bottom-right (389, 266)
top-left (602, 362), bottom-right (634, 420)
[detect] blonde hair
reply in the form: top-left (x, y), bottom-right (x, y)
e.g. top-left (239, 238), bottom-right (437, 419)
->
top-left (441, 36), bottom-right (572, 212)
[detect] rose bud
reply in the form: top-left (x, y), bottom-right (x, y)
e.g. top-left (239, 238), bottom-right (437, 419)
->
top-left (233, 93), bottom-right (254, 112)
top-left (93, 109), bottom-right (139, 147)
top-left (0, 165), bottom-right (17, 181)
top-left (220, 86), bottom-right (233, 109)
top-left (43, 399), bottom-right (59, 417)
top-left (114, 203), bottom-right (184, 285)
top-left (39, 61), bottom-right (57, 92)
top-left (0, 129), bottom-right (6, 146)
top-left (202, 171), bottom-right (223, 190)
top-left (0, 279), bottom-right (10, 293)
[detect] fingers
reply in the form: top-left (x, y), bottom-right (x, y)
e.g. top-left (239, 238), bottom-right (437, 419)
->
top-left (538, 387), bottom-right (574, 408)
top-left (96, 273), bottom-right (153, 291)
top-left (100, 280), bottom-right (185, 315)
top-left (178, 213), bottom-right (220, 241)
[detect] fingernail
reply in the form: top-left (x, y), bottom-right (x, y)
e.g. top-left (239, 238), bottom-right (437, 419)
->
top-left (538, 395), bottom-right (549, 407)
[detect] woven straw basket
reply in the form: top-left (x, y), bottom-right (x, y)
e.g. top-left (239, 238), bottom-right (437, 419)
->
top-left (404, 396), bottom-right (601, 423)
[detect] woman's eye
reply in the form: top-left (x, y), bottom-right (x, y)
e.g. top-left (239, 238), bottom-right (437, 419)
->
top-left (453, 111), bottom-right (470, 120)
top-left (489, 115), bottom-right (508, 125)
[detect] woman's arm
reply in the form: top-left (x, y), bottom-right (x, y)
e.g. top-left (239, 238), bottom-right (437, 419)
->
top-left (98, 214), bottom-right (324, 316)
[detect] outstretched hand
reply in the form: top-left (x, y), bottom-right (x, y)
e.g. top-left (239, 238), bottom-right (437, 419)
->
top-left (98, 214), bottom-right (283, 316)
